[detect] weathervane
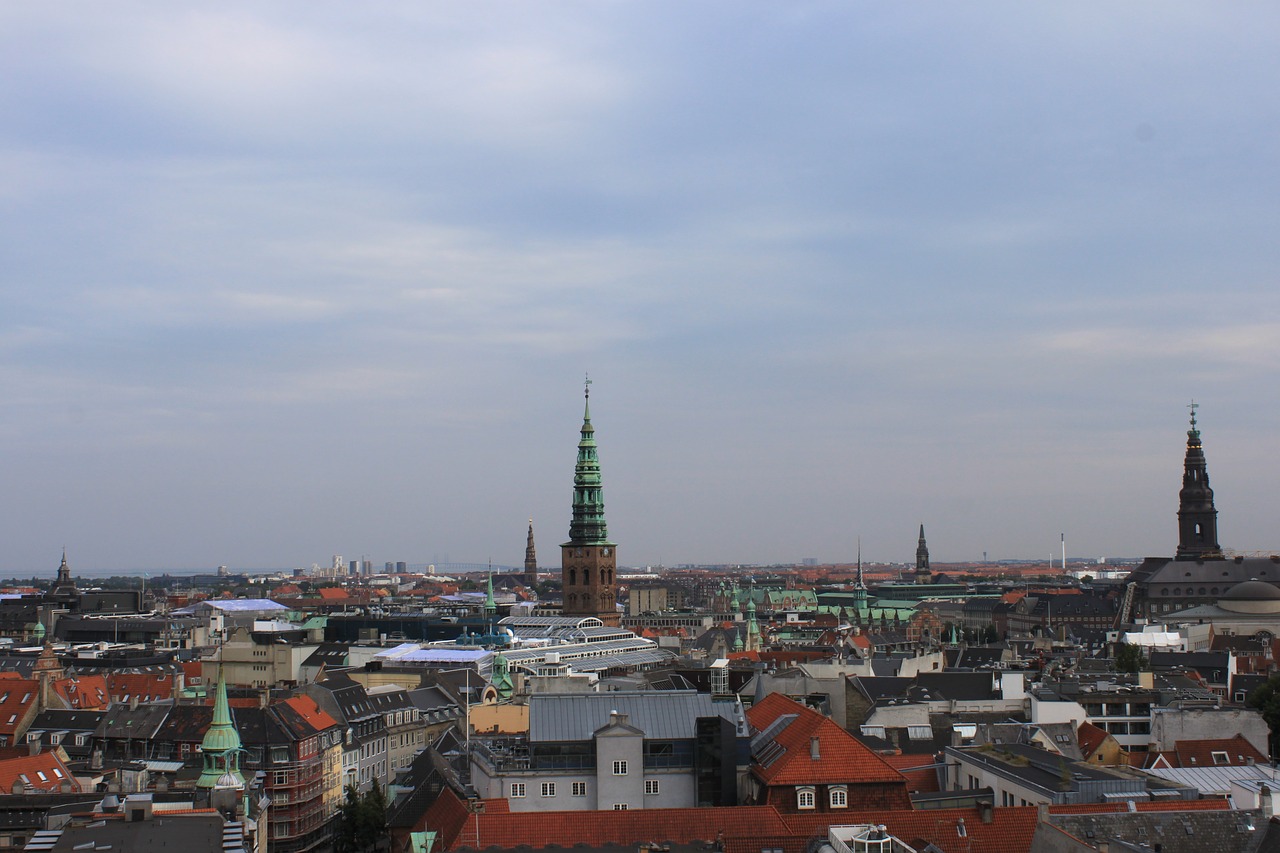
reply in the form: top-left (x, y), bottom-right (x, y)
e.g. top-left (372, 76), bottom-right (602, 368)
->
top-left (1188, 399), bottom-right (1198, 429)
top-left (584, 373), bottom-right (592, 400)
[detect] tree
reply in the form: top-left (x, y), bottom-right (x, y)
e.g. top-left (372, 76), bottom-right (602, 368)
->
top-left (335, 781), bottom-right (390, 853)
top-left (1114, 642), bottom-right (1148, 673)
top-left (982, 624), bottom-right (999, 644)
top-left (1247, 675), bottom-right (1280, 756)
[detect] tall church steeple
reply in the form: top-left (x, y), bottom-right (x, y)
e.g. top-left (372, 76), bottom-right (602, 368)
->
top-left (1175, 402), bottom-right (1222, 561)
top-left (561, 377), bottom-right (619, 625)
top-left (915, 524), bottom-right (931, 584)
top-left (524, 519), bottom-right (538, 586)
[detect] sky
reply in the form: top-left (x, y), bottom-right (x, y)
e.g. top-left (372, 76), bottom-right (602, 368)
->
top-left (2, 3), bottom-right (1279, 575)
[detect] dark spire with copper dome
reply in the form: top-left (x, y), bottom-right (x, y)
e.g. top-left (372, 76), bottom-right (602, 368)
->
top-left (1175, 401), bottom-right (1222, 561)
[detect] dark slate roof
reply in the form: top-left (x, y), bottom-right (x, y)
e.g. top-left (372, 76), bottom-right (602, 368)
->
top-left (853, 676), bottom-right (914, 702)
top-left (302, 642), bottom-right (350, 670)
top-left (1048, 808), bottom-right (1273, 853)
top-left (154, 704), bottom-right (213, 743)
top-left (28, 709), bottom-right (105, 734)
top-left (96, 704), bottom-right (171, 739)
top-left (912, 672), bottom-right (997, 702)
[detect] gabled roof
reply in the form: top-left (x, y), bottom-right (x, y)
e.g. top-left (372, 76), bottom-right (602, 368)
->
top-left (1076, 721), bottom-right (1111, 758)
top-left (0, 678), bottom-right (39, 737)
top-left (279, 695), bottom-right (340, 735)
top-left (528, 691), bottom-right (742, 743)
top-left (422, 787), bottom-right (1038, 853)
top-left (1173, 734), bottom-right (1267, 768)
top-left (0, 751), bottom-right (79, 793)
top-left (51, 674), bottom-right (110, 710)
top-left (746, 692), bottom-right (907, 786)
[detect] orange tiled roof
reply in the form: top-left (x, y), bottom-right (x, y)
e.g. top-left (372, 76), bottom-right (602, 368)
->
top-left (1075, 721), bottom-right (1109, 757)
top-left (282, 695), bottom-right (340, 731)
top-left (318, 587), bottom-right (349, 600)
top-left (878, 753), bottom-right (941, 793)
top-left (107, 671), bottom-right (175, 703)
top-left (0, 679), bottom-right (39, 737)
top-left (1173, 734), bottom-right (1267, 768)
top-left (427, 788), bottom-right (1039, 853)
top-left (0, 751), bottom-right (79, 794)
top-left (52, 675), bottom-right (110, 710)
top-left (746, 692), bottom-right (907, 786)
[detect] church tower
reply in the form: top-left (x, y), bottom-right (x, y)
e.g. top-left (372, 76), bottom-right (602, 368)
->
top-left (197, 667), bottom-right (245, 791)
top-left (1175, 402), bottom-right (1222, 561)
top-left (915, 524), bottom-right (931, 584)
top-left (51, 549), bottom-right (78, 598)
top-left (524, 519), bottom-right (538, 586)
top-left (560, 379), bottom-right (620, 626)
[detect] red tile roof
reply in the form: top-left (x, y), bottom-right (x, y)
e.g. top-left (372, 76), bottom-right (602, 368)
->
top-left (1075, 721), bottom-right (1109, 757)
top-left (0, 751), bottom-right (79, 794)
top-left (427, 789), bottom-right (1039, 853)
top-left (281, 695), bottom-right (340, 732)
top-left (1174, 734), bottom-right (1267, 768)
top-left (0, 679), bottom-right (39, 738)
top-left (747, 692), bottom-right (907, 786)
top-left (107, 671), bottom-right (176, 703)
top-left (51, 675), bottom-right (110, 710)
top-left (878, 753), bottom-right (941, 793)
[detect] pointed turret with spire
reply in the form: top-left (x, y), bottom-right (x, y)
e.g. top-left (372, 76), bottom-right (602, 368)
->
top-left (561, 376), bottom-right (620, 625)
top-left (853, 539), bottom-right (869, 622)
top-left (51, 549), bottom-right (78, 598)
top-left (915, 524), bottom-right (932, 584)
top-left (197, 666), bottom-right (245, 790)
top-left (1175, 401), bottom-right (1222, 561)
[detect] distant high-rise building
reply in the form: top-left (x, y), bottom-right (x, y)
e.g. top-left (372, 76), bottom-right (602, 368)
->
top-left (396, 561), bottom-right (407, 573)
top-left (915, 524), bottom-right (931, 584)
top-left (362, 559), bottom-right (373, 576)
top-left (560, 379), bottom-right (620, 626)
top-left (385, 561), bottom-right (395, 573)
top-left (349, 560), bottom-right (359, 576)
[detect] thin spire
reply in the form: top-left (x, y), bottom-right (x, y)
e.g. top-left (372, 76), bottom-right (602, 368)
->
top-left (855, 538), bottom-right (865, 590)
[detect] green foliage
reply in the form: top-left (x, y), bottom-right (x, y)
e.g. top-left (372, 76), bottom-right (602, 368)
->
top-left (1114, 642), bottom-right (1148, 673)
top-left (1247, 674), bottom-right (1280, 756)
top-left (335, 781), bottom-right (390, 853)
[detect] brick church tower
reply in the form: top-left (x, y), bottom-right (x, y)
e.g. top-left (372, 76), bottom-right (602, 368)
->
top-left (560, 379), bottom-right (620, 626)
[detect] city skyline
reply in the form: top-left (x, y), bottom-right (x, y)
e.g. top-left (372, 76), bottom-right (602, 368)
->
top-left (2, 4), bottom-right (1278, 573)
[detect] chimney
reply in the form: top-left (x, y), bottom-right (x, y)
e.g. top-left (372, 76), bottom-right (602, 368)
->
top-left (810, 737), bottom-right (820, 760)
top-left (978, 801), bottom-right (993, 824)
top-left (28, 739), bottom-right (42, 756)
top-left (1262, 783), bottom-right (1273, 819)
top-left (1036, 802), bottom-right (1049, 824)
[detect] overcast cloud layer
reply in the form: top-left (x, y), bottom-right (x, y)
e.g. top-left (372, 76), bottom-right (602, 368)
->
top-left (2, 3), bottom-right (1278, 574)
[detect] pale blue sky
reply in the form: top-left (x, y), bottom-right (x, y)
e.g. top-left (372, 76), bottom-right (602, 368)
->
top-left (2, 3), bottom-right (1278, 573)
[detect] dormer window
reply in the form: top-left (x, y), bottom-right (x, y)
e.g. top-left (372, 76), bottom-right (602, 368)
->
top-left (796, 786), bottom-right (816, 810)
top-left (829, 785), bottom-right (848, 808)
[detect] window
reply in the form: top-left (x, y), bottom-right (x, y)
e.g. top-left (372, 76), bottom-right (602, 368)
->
top-left (572, 782), bottom-right (587, 797)
top-left (829, 785), bottom-right (847, 808)
top-left (645, 779), bottom-right (659, 795)
top-left (796, 787), bottom-right (816, 810)
top-left (1212, 751), bottom-right (1230, 766)
top-left (510, 783), bottom-right (526, 798)
top-left (541, 782), bottom-right (556, 797)
top-left (613, 760), bottom-right (628, 776)
top-left (613, 803), bottom-right (628, 811)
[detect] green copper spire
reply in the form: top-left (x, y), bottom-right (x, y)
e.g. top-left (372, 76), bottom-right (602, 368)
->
top-left (567, 376), bottom-right (611, 546)
top-left (485, 567), bottom-right (497, 617)
top-left (197, 666), bottom-right (245, 789)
